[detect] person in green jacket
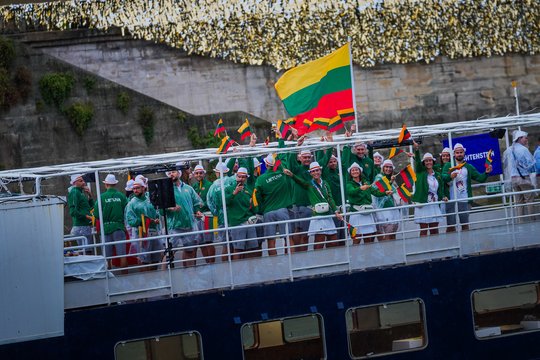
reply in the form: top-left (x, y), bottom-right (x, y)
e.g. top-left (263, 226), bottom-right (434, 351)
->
top-left (372, 152), bottom-right (384, 175)
top-left (280, 138), bottom-right (312, 253)
top-left (254, 154), bottom-right (294, 256)
top-left (372, 160), bottom-right (401, 241)
top-left (284, 161), bottom-right (344, 250)
top-left (412, 145), bottom-right (446, 237)
top-left (68, 174), bottom-right (95, 254)
top-left (191, 164), bottom-right (216, 263)
top-left (93, 174), bottom-right (128, 270)
top-left (442, 143), bottom-right (492, 232)
top-left (225, 167), bottom-right (258, 260)
top-left (125, 179), bottom-right (161, 268)
top-left (341, 142), bottom-right (376, 184)
top-left (164, 167), bottom-right (203, 267)
top-left (346, 163), bottom-right (385, 244)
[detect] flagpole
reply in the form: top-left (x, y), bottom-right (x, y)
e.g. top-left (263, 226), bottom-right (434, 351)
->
top-left (347, 38), bottom-right (360, 134)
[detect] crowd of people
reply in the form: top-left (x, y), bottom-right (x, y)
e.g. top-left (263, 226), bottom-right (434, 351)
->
top-left (66, 130), bottom-right (539, 272)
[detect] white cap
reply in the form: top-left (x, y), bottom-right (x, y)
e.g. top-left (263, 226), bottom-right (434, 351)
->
top-left (347, 162), bottom-right (362, 174)
top-left (237, 167), bottom-right (249, 177)
top-left (214, 161), bottom-right (229, 174)
top-left (125, 179), bottom-right (134, 191)
top-left (135, 174), bottom-right (148, 185)
top-left (330, 154), bottom-right (337, 161)
top-left (194, 164), bottom-right (206, 173)
top-left (422, 152), bottom-right (435, 162)
top-left (373, 151), bottom-right (383, 159)
top-left (309, 161), bottom-right (321, 172)
top-left (453, 143), bottom-right (466, 152)
top-left (441, 147), bottom-right (451, 155)
top-left (103, 174), bottom-right (119, 185)
top-left (70, 174), bottom-right (83, 185)
top-left (133, 179), bottom-right (146, 188)
top-left (264, 154), bottom-right (275, 167)
top-left (382, 159), bottom-right (395, 169)
top-left (513, 130), bottom-right (528, 143)
top-left (299, 150), bottom-right (311, 156)
top-left (253, 158), bottom-right (261, 168)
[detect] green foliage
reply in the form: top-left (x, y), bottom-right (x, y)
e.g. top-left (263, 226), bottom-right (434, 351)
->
top-left (39, 72), bottom-right (74, 107)
top-left (0, 68), bottom-right (14, 107)
top-left (83, 76), bottom-right (96, 93)
top-left (0, 37), bottom-right (15, 69)
top-left (177, 112), bottom-right (186, 124)
top-left (138, 106), bottom-right (155, 145)
top-left (64, 102), bottom-right (94, 137)
top-left (13, 66), bottom-right (32, 101)
top-left (116, 91), bottom-right (131, 115)
top-left (187, 126), bottom-right (221, 149)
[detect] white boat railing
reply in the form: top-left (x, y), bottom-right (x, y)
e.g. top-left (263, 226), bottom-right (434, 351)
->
top-left (1, 113), bottom-right (539, 308)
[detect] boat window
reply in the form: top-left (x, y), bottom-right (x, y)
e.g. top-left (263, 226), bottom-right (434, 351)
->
top-left (472, 281), bottom-right (540, 339)
top-left (346, 298), bottom-right (427, 358)
top-left (115, 331), bottom-right (202, 360)
top-left (241, 314), bottom-right (325, 360)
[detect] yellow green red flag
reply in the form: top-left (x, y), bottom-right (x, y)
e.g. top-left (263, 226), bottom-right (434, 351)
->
top-left (274, 43), bottom-right (355, 136)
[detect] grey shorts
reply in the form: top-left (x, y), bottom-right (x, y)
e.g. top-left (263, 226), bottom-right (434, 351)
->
top-left (138, 229), bottom-right (165, 264)
top-left (289, 205), bottom-right (312, 232)
top-left (229, 222), bottom-right (259, 250)
top-left (263, 208), bottom-right (290, 238)
top-left (104, 229), bottom-right (127, 257)
top-left (169, 228), bottom-right (198, 250)
top-left (70, 226), bottom-right (93, 247)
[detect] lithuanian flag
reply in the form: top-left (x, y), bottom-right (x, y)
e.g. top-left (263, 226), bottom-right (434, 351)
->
top-left (214, 118), bottom-right (226, 137)
top-left (274, 43), bottom-right (355, 136)
top-left (328, 117), bottom-right (344, 133)
top-left (237, 119), bottom-right (252, 141)
top-left (396, 164), bottom-right (417, 189)
top-left (484, 149), bottom-right (493, 169)
top-left (388, 148), bottom-right (405, 160)
top-left (396, 183), bottom-right (412, 203)
top-left (277, 119), bottom-right (291, 138)
top-left (217, 135), bottom-right (235, 154)
top-left (374, 176), bottom-right (393, 193)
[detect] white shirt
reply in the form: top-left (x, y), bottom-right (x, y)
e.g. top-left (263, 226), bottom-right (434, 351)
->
top-left (450, 166), bottom-right (469, 200)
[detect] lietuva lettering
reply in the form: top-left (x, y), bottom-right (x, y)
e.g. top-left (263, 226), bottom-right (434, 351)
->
top-left (105, 198), bottom-right (121, 203)
top-left (266, 174), bottom-right (282, 183)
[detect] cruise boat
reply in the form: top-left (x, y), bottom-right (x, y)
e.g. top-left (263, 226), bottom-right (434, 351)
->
top-left (1, 114), bottom-right (539, 360)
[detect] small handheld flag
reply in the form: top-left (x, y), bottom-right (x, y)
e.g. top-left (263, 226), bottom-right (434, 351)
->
top-left (252, 188), bottom-right (259, 207)
top-left (303, 119), bottom-right (313, 128)
top-left (396, 164), bottom-right (417, 189)
top-left (396, 183), bottom-right (412, 203)
top-left (328, 117), bottom-right (344, 133)
top-left (217, 135), bottom-right (235, 154)
top-left (398, 124), bottom-right (411, 144)
top-left (448, 162), bottom-right (466, 173)
top-left (237, 119), bottom-right (252, 141)
top-left (388, 148), bottom-right (405, 160)
top-left (273, 158), bottom-right (282, 172)
top-left (347, 223), bottom-right (357, 238)
top-left (277, 119), bottom-right (291, 139)
top-left (484, 149), bottom-right (493, 169)
top-left (214, 119), bottom-right (226, 137)
top-left (374, 176), bottom-right (393, 192)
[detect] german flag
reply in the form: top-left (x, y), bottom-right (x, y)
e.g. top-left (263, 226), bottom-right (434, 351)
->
top-left (396, 183), bottom-right (412, 203)
top-left (374, 176), bottom-right (392, 192)
top-left (216, 135), bottom-right (235, 154)
top-left (237, 119), bottom-right (252, 141)
top-left (448, 162), bottom-right (466, 173)
top-left (328, 117), bottom-right (344, 133)
top-left (484, 149), bottom-right (493, 169)
top-left (214, 118), bottom-right (226, 137)
top-left (396, 164), bottom-right (417, 189)
top-left (398, 124), bottom-right (411, 144)
top-left (388, 148), bottom-right (405, 160)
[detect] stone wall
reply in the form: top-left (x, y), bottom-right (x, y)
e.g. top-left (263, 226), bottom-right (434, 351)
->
top-left (33, 30), bottom-right (540, 132)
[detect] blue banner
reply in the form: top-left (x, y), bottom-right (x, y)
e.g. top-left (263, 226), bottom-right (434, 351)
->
top-left (442, 133), bottom-right (502, 176)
